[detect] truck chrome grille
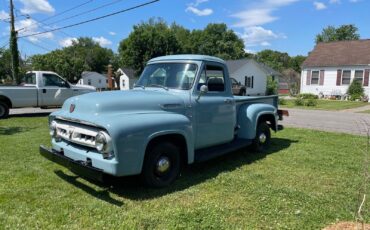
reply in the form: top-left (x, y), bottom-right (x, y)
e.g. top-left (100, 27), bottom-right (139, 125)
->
top-left (54, 120), bottom-right (100, 148)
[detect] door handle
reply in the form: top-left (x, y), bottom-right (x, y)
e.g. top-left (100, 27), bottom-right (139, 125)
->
top-left (42, 89), bottom-right (46, 93)
top-left (224, 99), bottom-right (233, 104)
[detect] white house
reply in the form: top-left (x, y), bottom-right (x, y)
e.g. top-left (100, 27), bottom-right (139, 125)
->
top-left (116, 68), bottom-right (137, 90)
top-left (301, 39), bottom-right (370, 98)
top-left (225, 59), bottom-right (281, 96)
top-left (77, 71), bottom-right (116, 90)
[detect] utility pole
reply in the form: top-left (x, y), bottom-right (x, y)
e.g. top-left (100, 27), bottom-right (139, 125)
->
top-left (9, 0), bottom-right (20, 84)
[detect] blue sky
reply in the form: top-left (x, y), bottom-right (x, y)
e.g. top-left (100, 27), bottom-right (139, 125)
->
top-left (0, 0), bottom-right (369, 58)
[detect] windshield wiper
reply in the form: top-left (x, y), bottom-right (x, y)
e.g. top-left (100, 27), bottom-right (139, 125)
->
top-left (148, 84), bottom-right (168, 90)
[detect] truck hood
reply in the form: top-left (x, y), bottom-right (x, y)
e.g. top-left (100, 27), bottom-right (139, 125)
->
top-left (58, 90), bottom-right (186, 118)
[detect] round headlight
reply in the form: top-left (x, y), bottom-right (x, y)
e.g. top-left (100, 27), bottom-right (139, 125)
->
top-left (95, 132), bottom-right (107, 152)
top-left (49, 120), bottom-right (57, 136)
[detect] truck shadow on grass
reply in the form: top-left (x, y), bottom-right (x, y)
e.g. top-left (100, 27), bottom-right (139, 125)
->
top-left (54, 137), bottom-right (297, 206)
top-left (9, 112), bottom-right (51, 118)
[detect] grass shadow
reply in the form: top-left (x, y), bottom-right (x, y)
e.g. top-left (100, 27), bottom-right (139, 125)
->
top-left (54, 137), bottom-right (297, 204)
top-left (0, 126), bottom-right (34, 135)
top-left (9, 112), bottom-right (52, 118)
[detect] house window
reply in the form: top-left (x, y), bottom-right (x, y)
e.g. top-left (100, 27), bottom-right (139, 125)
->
top-left (88, 79), bottom-right (91, 85)
top-left (342, 70), bottom-right (351, 85)
top-left (98, 79), bottom-right (102, 84)
top-left (245, 76), bottom-right (254, 88)
top-left (311, 71), bottom-right (319, 85)
top-left (354, 70), bottom-right (364, 84)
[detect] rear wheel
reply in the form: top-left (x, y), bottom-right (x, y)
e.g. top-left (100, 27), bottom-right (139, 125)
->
top-left (251, 122), bottom-right (271, 152)
top-left (142, 142), bottom-right (181, 188)
top-left (0, 102), bottom-right (9, 119)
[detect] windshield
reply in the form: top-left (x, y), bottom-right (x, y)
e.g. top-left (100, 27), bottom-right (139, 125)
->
top-left (136, 63), bottom-right (198, 90)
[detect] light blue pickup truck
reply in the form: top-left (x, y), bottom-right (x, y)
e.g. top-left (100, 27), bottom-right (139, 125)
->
top-left (40, 55), bottom-right (287, 187)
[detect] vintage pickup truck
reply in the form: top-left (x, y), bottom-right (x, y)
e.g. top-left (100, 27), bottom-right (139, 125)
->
top-left (40, 55), bottom-right (287, 187)
top-left (0, 71), bottom-right (96, 118)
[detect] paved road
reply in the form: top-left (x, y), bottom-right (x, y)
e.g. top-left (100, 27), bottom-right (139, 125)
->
top-left (9, 108), bottom-right (58, 116)
top-left (280, 108), bottom-right (370, 136)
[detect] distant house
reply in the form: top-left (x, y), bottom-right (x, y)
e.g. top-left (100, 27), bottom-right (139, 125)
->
top-left (279, 82), bottom-right (290, 95)
top-left (301, 39), bottom-right (370, 97)
top-left (226, 59), bottom-right (282, 96)
top-left (116, 68), bottom-right (137, 90)
top-left (77, 71), bottom-right (117, 90)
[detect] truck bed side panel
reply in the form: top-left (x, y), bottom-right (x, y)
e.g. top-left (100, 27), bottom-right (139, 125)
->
top-left (0, 87), bottom-right (38, 108)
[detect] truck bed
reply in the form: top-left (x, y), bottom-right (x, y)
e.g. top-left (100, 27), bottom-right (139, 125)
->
top-left (234, 95), bottom-right (278, 109)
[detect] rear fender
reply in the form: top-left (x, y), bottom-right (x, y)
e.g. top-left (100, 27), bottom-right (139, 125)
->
top-left (237, 103), bottom-right (276, 139)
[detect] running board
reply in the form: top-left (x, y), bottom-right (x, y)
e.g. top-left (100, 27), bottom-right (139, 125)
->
top-left (194, 138), bottom-right (252, 163)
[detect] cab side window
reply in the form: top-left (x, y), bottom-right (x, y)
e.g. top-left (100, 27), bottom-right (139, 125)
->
top-left (198, 65), bottom-right (225, 92)
top-left (20, 73), bottom-right (36, 85)
top-left (42, 74), bottom-right (68, 87)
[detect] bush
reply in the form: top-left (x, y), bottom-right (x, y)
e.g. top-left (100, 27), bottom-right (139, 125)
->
top-left (298, 93), bottom-right (318, 99)
top-left (294, 98), bottom-right (304, 106)
top-left (305, 98), bottom-right (318, 106)
top-left (347, 80), bottom-right (364, 101)
top-left (279, 98), bottom-right (287, 105)
top-left (266, 77), bottom-right (278, 95)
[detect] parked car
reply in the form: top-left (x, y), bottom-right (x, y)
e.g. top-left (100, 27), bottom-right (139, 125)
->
top-left (0, 71), bottom-right (96, 118)
top-left (231, 77), bottom-right (246, 96)
top-left (40, 55), bottom-right (287, 188)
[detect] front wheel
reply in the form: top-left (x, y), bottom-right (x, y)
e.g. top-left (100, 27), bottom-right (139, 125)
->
top-left (142, 142), bottom-right (181, 188)
top-left (251, 122), bottom-right (271, 152)
top-left (0, 102), bottom-right (9, 119)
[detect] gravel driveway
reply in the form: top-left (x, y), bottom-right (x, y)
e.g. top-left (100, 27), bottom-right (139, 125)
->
top-left (280, 108), bottom-right (370, 136)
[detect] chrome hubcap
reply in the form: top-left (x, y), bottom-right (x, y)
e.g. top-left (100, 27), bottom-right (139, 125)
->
top-left (156, 156), bottom-right (170, 174)
top-left (259, 133), bottom-right (267, 144)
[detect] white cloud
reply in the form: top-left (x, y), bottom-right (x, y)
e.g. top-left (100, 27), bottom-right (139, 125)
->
top-left (314, 1), bottom-right (327, 10)
top-left (109, 31), bottom-right (116, 36)
top-left (186, 6), bottom-right (213, 16)
top-left (232, 9), bottom-right (277, 28)
top-left (329, 0), bottom-right (341, 3)
top-left (238, 26), bottom-right (286, 47)
top-left (15, 19), bottom-right (53, 42)
top-left (186, 0), bottom-right (213, 16)
top-left (93, 36), bottom-right (112, 47)
top-left (232, 0), bottom-right (299, 27)
top-left (19, 0), bottom-right (55, 14)
top-left (0, 10), bottom-right (8, 20)
top-left (59, 37), bottom-right (78, 47)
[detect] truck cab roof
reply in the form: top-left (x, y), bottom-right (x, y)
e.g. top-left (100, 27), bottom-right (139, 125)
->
top-left (148, 55), bottom-right (226, 65)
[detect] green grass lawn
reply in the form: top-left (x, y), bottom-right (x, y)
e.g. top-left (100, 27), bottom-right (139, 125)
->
top-left (0, 116), bottom-right (369, 229)
top-left (280, 99), bottom-right (367, 111)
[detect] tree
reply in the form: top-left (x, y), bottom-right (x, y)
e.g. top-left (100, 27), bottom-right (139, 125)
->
top-left (118, 18), bottom-right (181, 76)
top-left (266, 76), bottom-right (278, 95)
top-left (315, 24), bottom-right (360, 44)
top-left (289, 55), bottom-right (306, 73)
top-left (118, 19), bottom-right (246, 75)
top-left (255, 50), bottom-right (290, 72)
top-left (31, 37), bottom-right (114, 82)
top-left (347, 80), bottom-right (364, 101)
top-left (0, 49), bottom-right (12, 83)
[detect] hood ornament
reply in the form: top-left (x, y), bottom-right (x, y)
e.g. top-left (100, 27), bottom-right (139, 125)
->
top-left (70, 104), bottom-right (75, 113)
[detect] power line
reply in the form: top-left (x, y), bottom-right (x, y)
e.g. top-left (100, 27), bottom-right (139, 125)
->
top-left (0, 42), bottom-right (9, 49)
top-left (17, 0), bottom-right (95, 32)
top-left (20, 38), bottom-right (52, 52)
top-left (19, 0), bottom-right (159, 38)
top-left (45, 0), bottom-right (126, 26)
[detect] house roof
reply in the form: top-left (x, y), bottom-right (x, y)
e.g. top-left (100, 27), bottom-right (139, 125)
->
top-left (81, 71), bottom-right (106, 79)
top-left (119, 68), bottom-right (136, 78)
top-left (302, 39), bottom-right (370, 68)
top-left (225, 59), bottom-right (282, 76)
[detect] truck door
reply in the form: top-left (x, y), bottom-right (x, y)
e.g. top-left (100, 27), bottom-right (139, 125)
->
top-left (194, 63), bottom-right (236, 149)
top-left (39, 73), bottom-right (72, 106)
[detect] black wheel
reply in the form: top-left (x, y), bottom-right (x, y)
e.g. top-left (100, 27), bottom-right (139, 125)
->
top-left (0, 102), bottom-right (9, 119)
top-left (240, 90), bottom-right (246, 96)
top-left (251, 122), bottom-right (271, 152)
top-left (142, 142), bottom-right (181, 188)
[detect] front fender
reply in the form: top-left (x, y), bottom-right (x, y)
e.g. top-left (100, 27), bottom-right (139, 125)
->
top-left (237, 103), bottom-right (276, 140)
top-left (107, 112), bottom-right (193, 176)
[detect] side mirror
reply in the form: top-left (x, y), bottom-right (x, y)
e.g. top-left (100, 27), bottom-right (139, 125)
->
top-left (196, 85), bottom-right (208, 101)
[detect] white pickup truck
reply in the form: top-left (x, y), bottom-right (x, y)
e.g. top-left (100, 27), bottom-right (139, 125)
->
top-left (0, 71), bottom-right (96, 118)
